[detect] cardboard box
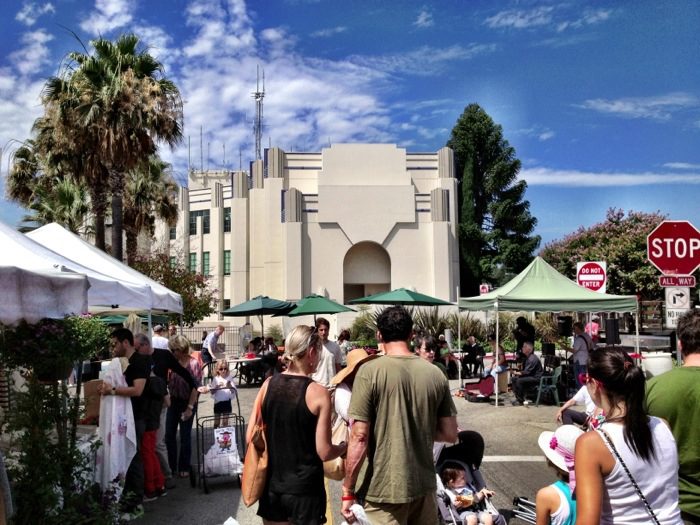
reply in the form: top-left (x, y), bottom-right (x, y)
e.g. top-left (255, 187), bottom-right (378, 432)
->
top-left (83, 379), bottom-right (103, 420)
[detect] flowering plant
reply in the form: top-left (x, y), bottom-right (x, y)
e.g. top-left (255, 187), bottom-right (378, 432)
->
top-left (549, 436), bottom-right (558, 450)
top-left (0, 315), bottom-right (110, 377)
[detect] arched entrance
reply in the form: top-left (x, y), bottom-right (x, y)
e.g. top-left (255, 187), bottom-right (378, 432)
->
top-left (343, 242), bottom-right (391, 302)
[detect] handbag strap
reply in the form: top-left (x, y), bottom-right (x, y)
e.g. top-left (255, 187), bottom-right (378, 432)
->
top-left (598, 428), bottom-right (661, 525)
top-left (252, 377), bottom-right (272, 427)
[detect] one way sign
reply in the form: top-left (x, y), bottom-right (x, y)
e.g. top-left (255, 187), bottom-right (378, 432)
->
top-left (665, 286), bottom-right (690, 328)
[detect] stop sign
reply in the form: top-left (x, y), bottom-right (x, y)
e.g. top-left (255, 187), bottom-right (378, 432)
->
top-left (647, 220), bottom-right (700, 275)
top-left (577, 261), bottom-right (607, 292)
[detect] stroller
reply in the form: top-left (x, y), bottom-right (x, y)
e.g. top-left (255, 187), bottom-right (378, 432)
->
top-left (435, 431), bottom-right (506, 525)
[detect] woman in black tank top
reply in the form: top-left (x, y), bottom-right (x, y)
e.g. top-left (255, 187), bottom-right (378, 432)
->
top-left (246, 325), bottom-right (347, 525)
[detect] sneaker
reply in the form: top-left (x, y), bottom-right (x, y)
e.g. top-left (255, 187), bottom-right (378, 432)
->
top-left (142, 493), bottom-right (158, 503)
top-left (121, 504), bottom-right (144, 521)
top-left (511, 399), bottom-right (523, 406)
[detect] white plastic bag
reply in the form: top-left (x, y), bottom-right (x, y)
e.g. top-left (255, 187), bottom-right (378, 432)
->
top-left (204, 426), bottom-right (241, 476)
top-left (340, 503), bottom-right (371, 525)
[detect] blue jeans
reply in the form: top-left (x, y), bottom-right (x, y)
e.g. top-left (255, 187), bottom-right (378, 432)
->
top-left (165, 398), bottom-right (196, 475)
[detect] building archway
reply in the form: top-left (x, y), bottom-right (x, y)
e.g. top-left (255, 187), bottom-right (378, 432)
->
top-left (343, 242), bottom-right (391, 302)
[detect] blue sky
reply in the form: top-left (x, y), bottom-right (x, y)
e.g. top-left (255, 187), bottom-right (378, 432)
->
top-left (1, 0), bottom-right (699, 247)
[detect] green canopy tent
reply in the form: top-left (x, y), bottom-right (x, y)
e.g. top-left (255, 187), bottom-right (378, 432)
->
top-left (286, 294), bottom-right (356, 319)
top-left (459, 257), bottom-right (639, 406)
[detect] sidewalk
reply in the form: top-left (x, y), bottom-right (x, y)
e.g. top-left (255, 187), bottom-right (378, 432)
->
top-left (135, 379), bottom-right (560, 524)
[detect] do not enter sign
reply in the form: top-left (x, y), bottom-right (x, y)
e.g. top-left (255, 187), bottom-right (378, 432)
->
top-left (577, 261), bottom-right (607, 293)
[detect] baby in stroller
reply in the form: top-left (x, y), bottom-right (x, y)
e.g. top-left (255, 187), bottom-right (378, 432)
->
top-left (440, 463), bottom-right (495, 525)
top-left (435, 431), bottom-right (505, 525)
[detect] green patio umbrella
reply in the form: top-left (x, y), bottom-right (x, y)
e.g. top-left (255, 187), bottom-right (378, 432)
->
top-left (347, 287), bottom-right (453, 306)
top-left (221, 295), bottom-right (296, 337)
top-left (286, 294), bottom-right (356, 319)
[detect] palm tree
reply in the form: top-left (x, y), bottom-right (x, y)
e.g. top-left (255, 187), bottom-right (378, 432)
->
top-left (123, 156), bottom-right (179, 265)
top-left (7, 141), bottom-right (41, 205)
top-left (67, 34), bottom-right (183, 262)
top-left (19, 177), bottom-right (90, 234)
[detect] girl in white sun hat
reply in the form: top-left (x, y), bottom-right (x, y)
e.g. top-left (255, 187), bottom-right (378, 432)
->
top-left (536, 424), bottom-right (584, 525)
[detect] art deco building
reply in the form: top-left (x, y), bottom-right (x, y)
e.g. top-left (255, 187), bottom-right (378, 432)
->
top-left (155, 143), bottom-right (460, 323)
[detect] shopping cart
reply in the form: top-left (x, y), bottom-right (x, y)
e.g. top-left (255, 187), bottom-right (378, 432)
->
top-left (512, 496), bottom-right (536, 524)
top-left (194, 386), bottom-right (246, 494)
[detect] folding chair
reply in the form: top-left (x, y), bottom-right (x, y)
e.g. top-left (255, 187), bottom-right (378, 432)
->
top-left (535, 366), bottom-right (562, 406)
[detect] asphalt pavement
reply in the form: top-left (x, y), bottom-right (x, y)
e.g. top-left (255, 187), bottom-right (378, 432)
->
top-left (139, 378), bottom-right (562, 525)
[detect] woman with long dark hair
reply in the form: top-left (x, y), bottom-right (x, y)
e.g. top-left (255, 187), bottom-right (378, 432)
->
top-left (574, 348), bottom-right (681, 524)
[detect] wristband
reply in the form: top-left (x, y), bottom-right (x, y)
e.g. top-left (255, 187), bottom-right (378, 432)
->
top-left (341, 495), bottom-right (355, 501)
top-left (187, 404), bottom-right (194, 410)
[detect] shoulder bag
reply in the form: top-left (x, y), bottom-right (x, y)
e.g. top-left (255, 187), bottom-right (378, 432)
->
top-left (323, 417), bottom-right (348, 480)
top-left (598, 428), bottom-right (661, 525)
top-left (241, 379), bottom-right (270, 506)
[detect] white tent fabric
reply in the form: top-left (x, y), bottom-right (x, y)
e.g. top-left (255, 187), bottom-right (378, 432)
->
top-left (0, 221), bottom-right (151, 310)
top-left (27, 223), bottom-right (183, 314)
top-left (0, 266), bottom-right (89, 325)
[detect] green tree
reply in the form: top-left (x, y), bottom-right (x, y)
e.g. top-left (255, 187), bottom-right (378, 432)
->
top-left (540, 208), bottom-right (670, 299)
top-left (447, 104), bottom-right (540, 295)
top-left (132, 251), bottom-right (217, 326)
top-left (20, 177), bottom-right (90, 233)
top-left (124, 156), bottom-right (179, 266)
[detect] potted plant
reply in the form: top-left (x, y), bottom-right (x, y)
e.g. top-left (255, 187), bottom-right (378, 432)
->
top-left (0, 315), bottom-right (119, 523)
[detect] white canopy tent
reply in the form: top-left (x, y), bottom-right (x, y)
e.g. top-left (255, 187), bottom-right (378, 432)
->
top-left (0, 266), bottom-right (89, 325)
top-left (27, 223), bottom-right (183, 314)
top-left (0, 221), bottom-right (151, 311)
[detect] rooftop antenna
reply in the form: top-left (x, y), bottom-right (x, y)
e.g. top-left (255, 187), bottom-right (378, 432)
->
top-left (253, 65), bottom-right (265, 160)
top-left (200, 126), bottom-right (203, 172)
top-left (239, 148), bottom-right (243, 170)
top-left (223, 143), bottom-right (226, 169)
top-left (188, 136), bottom-right (191, 171)
top-left (207, 141), bottom-right (210, 171)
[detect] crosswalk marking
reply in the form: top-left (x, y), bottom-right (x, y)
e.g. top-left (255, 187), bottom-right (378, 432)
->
top-left (482, 455), bottom-right (545, 462)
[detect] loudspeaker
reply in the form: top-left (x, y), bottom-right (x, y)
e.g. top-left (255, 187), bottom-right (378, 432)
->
top-left (542, 342), bottom-right (556, 356)
top-left (605, 318), bottom-right (620, 345)
top-left (557, 316), bottom-right (573, 337)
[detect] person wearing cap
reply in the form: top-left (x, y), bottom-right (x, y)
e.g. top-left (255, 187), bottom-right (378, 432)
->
top-left (151, 325), bottom-right (169, 350)
top-left (535, 425), bottom-right (584, 525)
top-left (331, 349), bottom-right (379, 424)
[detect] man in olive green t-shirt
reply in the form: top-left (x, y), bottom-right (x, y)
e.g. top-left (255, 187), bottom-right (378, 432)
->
top-left (646, 309), bottom-right (700, 525)
top-left (341, 306), bottom-right (458, 525)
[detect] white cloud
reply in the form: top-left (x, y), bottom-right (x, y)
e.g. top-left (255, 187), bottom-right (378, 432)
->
top-left (349, 44), bottom-right (497, 76)
top-left (310, 26), bottom-right (347, 38)
top-left (80, 0), bottom-right (135, 36)
top-left (15, 2), bottom-right (55, 26)
top-left (485, 6), bottom-right (555, 29)
top-left (538, 130), bottom-right (555, 141)
top-left (663, 162), bottom-right (700, 170)
top-left (485, 6), bottom-right (612, 32)
top-left (577, 92), bottom-right (699, 120)
top-left (513, 125), bottom-right (555, 142)
top-left (414, 8), bottom-right (434, 28)
top-left (521, 167), bottom-right (700, 187)
top-left (9, 29), bottom-right (54, 76)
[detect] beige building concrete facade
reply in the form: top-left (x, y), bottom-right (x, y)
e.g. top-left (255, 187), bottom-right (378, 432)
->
top-left (156, 143), bottom-right (460, 323)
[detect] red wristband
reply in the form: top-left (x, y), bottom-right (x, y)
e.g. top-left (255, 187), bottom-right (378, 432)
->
top-left (341, 495), bottom-right (355, 501)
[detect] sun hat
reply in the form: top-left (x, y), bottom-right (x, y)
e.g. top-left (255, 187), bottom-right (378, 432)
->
top-left (331, 349), bottom-right (379, 385)
top-left (538, 424), bottom-right (584, 476)
top-left (153, 325), bottom-right (164, 333)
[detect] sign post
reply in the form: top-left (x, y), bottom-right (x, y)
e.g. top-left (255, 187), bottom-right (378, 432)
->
top-left (576, 261), bottom-right (607, 293)
top-left (665, 287), bottom-right (690, 328)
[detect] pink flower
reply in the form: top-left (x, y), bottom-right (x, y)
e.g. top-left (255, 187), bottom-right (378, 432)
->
top-left (549, 436), bottom-right (558, 450)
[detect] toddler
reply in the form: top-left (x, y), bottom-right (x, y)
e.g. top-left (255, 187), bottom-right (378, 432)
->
top-left (199, 361), bottom-right (237, 427)
top-left (441, 465), bottom-right (495, 525)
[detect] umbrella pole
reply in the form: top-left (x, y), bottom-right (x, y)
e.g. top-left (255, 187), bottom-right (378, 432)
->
top-left (495, 302), bottom-right (500, 408)
top-left (457, 285), bottom-right (462, 389)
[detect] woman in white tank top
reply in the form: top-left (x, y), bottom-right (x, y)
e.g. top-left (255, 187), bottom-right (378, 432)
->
top-left (574, 348), bottom-right (681, 525)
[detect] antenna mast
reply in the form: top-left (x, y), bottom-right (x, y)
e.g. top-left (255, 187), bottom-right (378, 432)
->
top-left (253, 66), bottom-right (265, 160)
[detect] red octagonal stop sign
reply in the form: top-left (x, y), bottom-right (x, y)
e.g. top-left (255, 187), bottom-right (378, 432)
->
top-left (647, 220), bottom-right (700, 275)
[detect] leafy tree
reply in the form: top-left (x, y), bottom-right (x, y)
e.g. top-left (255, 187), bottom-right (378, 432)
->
top-left (132, 251), bottom-right (218, 326)
top-left (20, 177), bottom-right (90, 234)
top-left (447, 104), bottom-right (540, 295)
top-left (540, 208), bottom-right (670, 299)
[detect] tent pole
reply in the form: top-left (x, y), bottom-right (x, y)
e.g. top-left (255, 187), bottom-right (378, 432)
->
top-left (147, 311), bottom-right (153, 338)
top-left (635, 304), bottom-right (640, 357)
top-left (495, 301), bottom-right (500, 408)
top-left (457, 285), bottom-right (462, 390)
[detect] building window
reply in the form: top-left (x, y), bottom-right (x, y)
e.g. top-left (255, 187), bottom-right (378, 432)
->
top-left (224, 207), bottom-right (231, 232)
top-left (169, 256), bottom-right (176, 269)
top-left (223, 250), bottom-right (231, 275)
top-left (223, 299), bottom-right (231, 311)
top-left (188, 252), bottom-right (196, 272)
top-left (202, 252), bottom-right (210, 276)
top-left (189, 210), bottom-right (211, 235)
top-left (169, 227), bottom-right (176, 240)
